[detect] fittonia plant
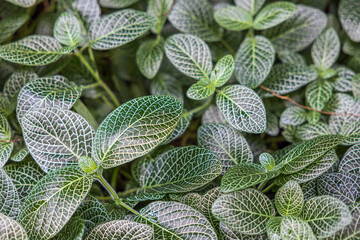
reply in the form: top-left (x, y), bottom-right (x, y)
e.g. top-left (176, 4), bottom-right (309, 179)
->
top-left (0, 0), bottom-right (360, 239)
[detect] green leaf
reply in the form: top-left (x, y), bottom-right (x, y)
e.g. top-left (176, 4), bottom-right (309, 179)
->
top-left (53, 12), bottom-right (82, 46)
top-left (275, 181), bottom-right (304, 217)
top-left (277, 135), bottom-right (343, 174)
top-left (22, 108), bottom-right (94, 173)
top-left (261, 63), bottom-right (317, 96)
top-left (259, 153), bottom-right (275, 170)
top-left (278, 50), bottom-right (306, 65)
top-left (263, 5), bottom-right (327, 52)
top-left (165, 34), bottom-right (212, 80)
top-left (280, 106), bottom-right (307, 126)
top-left (147, 0), bottom-right (173, 34)
top-left (92, 95), bottom-right (182, 169)
top-left (280, 216), bottom-right (316, 240)
top-left (52, 216), bottom-right (84, 240)
top-left (234, 0), bottom-right (265, 15)
top-left (234, 36), bottom-right (275, 89)
top-left (311, 28), bottom-right (340, 70)
top-left (0, 113), bottom-right (11, 141)
top-left (210, 54), bottom-right (234, 87)
top-left (150, 73), bottom-right (184, 103)
top-left (212, 189), bottom-right (276, 235)
top-left (17, 76), bottom-right (82, 122)
top-left (17, 166), bottom-right (93, 240)
top-left (331, 66), bottom-right (354, 92)
top-left (339, 144), bottom-right (360, 175)
top-left (3, 161), bottom-right (45, 202)
top-left (0, 35), bottom-right (67, 66)
top-left (136, 39), bottom-right (164, 79)
top-left (89, 9), bottom-right (156, 50)
top-left (198, 123), bottom-right (253, 173)
top-left (71, 0), bottom-right (100, 27)
top-left (0, 142), bottom-right (13, 168)
top-left (266, 217), bottom-right (282, 240)
top-left (329, 202), bottom-right (360, 240)
top-left (216, 84), bottom-right (267, 133)
top-left (99, 0), bottom-right (138, 8)
top-left (296, 122), bottom-right (332, 141)
top-left (0, 212), bottom-right (27, 240)
top-left (10, 147), bottom-right (29, 162)
top-left (339, 0), bottom-right (360, 42)
top-left (253, 2), bottom-right (297, 30)
top-left (186, 80), bottom-right (215, 100)
top-left (168, 0), bottom-right (221, 42)
top-left (0, 169), bottom-right (20, 218)
top-left (132, 146), bottom-right (222, 195)
top-left (352, 73), bottom-right (360, 99)
top-left (305, 80), bottom-right (333, 111)
top-left (0, 4), bottom-right (29, 43)
top-left (220, 222), bottom-right (268, 240)
top-left (162, 110), bottom-right (192, 145)
top-left (301, 196), bottom-right (352, 238)
top-left (86, 220), bottom-right (153, 240)
top-left (221, 163), bottom-right (280, 193)
top-left (4, 0), bottom-right (35, 7)
top-left (214, 6), bottom-right (252, 31)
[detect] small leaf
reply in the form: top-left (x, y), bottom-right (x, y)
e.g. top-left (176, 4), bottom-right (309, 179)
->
top-left (4, 0), bottom-right (35, 7)
top-left (89, 9), bottom-right (156, 50)
top-left (280, 106), bottom-right (307, 126)
top-left (210, 54), bottom-right (234, 87)
top-left (305, 80), bottom-right (333, 111)
top-left (92, 95), bottom-right (182, 169)
top-left (301, 196), bottom-right (352, 238)
top-left (0, 212), bottom-right (27, 240)
top-left (147, 0), bottom-right (173, 34)
top-left (186, 80), bottom-right (215, 100)
top-left (275, 181), bottom-right (304, 217)
top-left (150, 73), bottom-right (184, 103)
top-left (0, 169), bottom-right (20, 219)
top-left (10, 147), bottom-right (29, 162)
top-left (78, 156), bottom-right (98, 174)
top-left (53, 216), bottom-right (84, 240)
top-left (165, 33), bottom-right (212, 80)
top-left (280, 216), bottom-right (316, 240)
top-left (296, 122), bottom-right (332, 141)
top-left (266, 217), bottom-right (282, 240)
top-left (212, 189), bottom-right (276, 235)
top-left (311, 28), bottom-right (340, 70)
top-left (234, 36), bottom-right (275, 89)
top-left (17, 166), bottom-right (93, 240)
top-left (331, 66), bottom-right (354, 92)
top-left (214, 6), bottom-right (252, 31)
top-left (53, 12), bottom-right (82, 46)
top-left (198, 123), bottom-right (253, 173)
top-left (0, 142), bottom-right (14, 168)
top-left (278, 50), bottom-right (306, 65)
top-left (253, 2), bottom-right (297, 30)
top-left (339, 144), bottom-right (360, 175)
top-left (136, 39), bottom-right (164, 79)
top-left (339, 0), bottom-right (360, 42)
top-left (216, 84), bottom-right (267, 133)
top-left (259, 153), bottom-right (275, 170)
top-left (235, 0), bottom-right (265, 15)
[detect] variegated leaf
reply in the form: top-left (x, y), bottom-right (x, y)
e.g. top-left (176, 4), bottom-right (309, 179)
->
top-left (99, 0), bottom-right (138, 8)
top-left (280, 106), bottom-right (307, 126)
top-left (201, 105), bottom-right (226, 125)
top-left (234, 0), bottom-right (265, 15)
top-left (147, 0), bottom-right (173, 34)
top-left (54, 12), bottom-right (82, 46)
top-left (275, 180), bottom-right (304, 217)
top-left (0, 212), bottom-right (27, 240)
top-left (0, 169), bottom-right (20, 219)
top-left (136, 39), bottom-right (164, 79)
top-left (305, 80), bottom-right (333, 111)
top-left (150, 73), bottom-right (184, 103)
top-left (214, 6), bottom-right (252, 31)
top-left (220, 222), bottom-right (268, 240)
top-left (280, 216), bottom-right (316, 240)
top-left (296, 122), bottom-right (332, 141)
top-left (3, 69), bottom-right (37, 104)
top-left (339, 144), bottom-right (360, 175)
top-left (186, 80), bottom-right (215, 100)
top-left (53, 216), bottom-right (85, 240)
top-left (339, 0), bottom-right (360, 42)
top-left (278, 50), bottom-right (306, 65)
top-left (4, 0), bottom-right (35, 8)
top-left (162, 110), bottom-right (192, 145)
top-left (266, 217), bottom-right (282, 240)
top-left (331, 66), bottom-right (354, 92)
top-left (210, 54), bottom-right (234, 87)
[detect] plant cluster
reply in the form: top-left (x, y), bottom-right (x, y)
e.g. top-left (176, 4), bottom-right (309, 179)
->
top-left (0, 0), bottom-right (360, 239)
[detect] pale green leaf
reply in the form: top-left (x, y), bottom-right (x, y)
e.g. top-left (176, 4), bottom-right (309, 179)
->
top-left (54, 12), bottom-right (82, 46)
top-left (0, 169), bottom-right (20, 219)
top-left (0, 212), bottom-right (27, 240)
top-left (72, 0), bottom-right (100, 27)
top-left (0, 142), bottom-right (13, 168)
top-left (280, 216), bottom-right (316, 240)
top-left (198, 123), bottom-right (253, 173)
top-left (22, 108), bottom-right (94, 173)
top-left (148, 0), bottom-right (173, 34)
top-left (305, 80), bottom-right (333, 111)
top-left (259, 152), bottom-right (275, 170)
top-left (234, 0), bottom-right (265, 15)
top-left (280, 106), bottom-right (307, 126)
top-left (220, 222), bottom-right (268, 240)
top-left (278, 50), bottom-right (306, 65)
top-left (254, 2), bottom-right (297, 30)
top-left (352, 74), bottom-right (360, 99)
top-left (136, 39), bottom-right (164, 79)
top-left (4, 0), bottom-right (35, 7)
top-left (17, 166), bottom-right (93, 240)
top-left (265, 113), bottom-right (280, 136)
top-left (212, 189), bottom-right (276, 235)
top-left (339, 0), bottom-right (360, 42)
top-left (53, 216), bottom-right (84, 240)
top-left (214, 6), bottom-right (252, 31)
top-left (275, 180), bottom-right (304, 217)
top-left (165, 34), bottom-right (212, 80)
top-left (210, 54), bottom-right (234, 87)
top-left (92, 95), bottom-right (182, 169)
top-left (0, 114), bottom-right (11, 141)
top-left (162, 110), bottom-right (192, 145)
top-left (296, 122), bottom-right (332, 141)
top-left (339, 144), bottom-right (360, 175)
top-left (89, 9), bottom-right (156, 50)
top-left (150, 73), bottom-right (184, 103)
top-left (186, 80), bottom-right (215, 100)
top-left (100, 0), bottom-right (138, 8)
top-left (331, 66), bottom-right (354, 92)
top-left (216, 84), bottom-right (267, 133)
top-left (234, 36), bottom-right (275, 89)
top-left (266, 217), bottom-right (282, 240)
top-left (10, 147), bottom-right (28, 162)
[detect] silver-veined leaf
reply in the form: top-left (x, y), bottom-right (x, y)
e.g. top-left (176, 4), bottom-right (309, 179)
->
top-left (0, 142), bottom-right (13, 168)
top-left (311, 28), bottom-right (340, 70)
top-left (150, 73), bottom-right (184, 103)
top-left (212, 189), bottom-right (276, 235)
top-left (214, 6), bottom-right (252, 31)
top-left (3, 69), bottom-right (37, 104)
top-left (186, 80), bottom-right (215, 100)
top-left (89, 9), bottom-right (156, 50)
top-left (234, 36), bottom-right (275, 89)
top-left (198, 123), bottom-right (253, 173)
top-left (0, 114), bottom-right (11, 141)
top-left (220, 222), bottom-right (268, 240)
top-left (162, 110), bottom-right (192, 145)
top-left (22, 108), bottom-right (94, 173)
top-left (302, 180), bottom-right (317, 201)
top-left (99, 0), bottom-right (138, 9)
top-left (305, 80), bottom-right (333, 111)
top-left (221, 163), bottom-right (280, 192)
top-left (234, 0), bottom-right (265, 15)
top-left (280, 216), bottom-right (316, 240)
top-left (132, 146), bottom-right (222, 195)
top-left (301, 196), bottom-right (352, 238)
top-left (210, 54), bottom-right (234, 87)
top-left (278, 50), bottom-right (306, 65)
top-left (92, 95), bottom-right (182, 169)
top-left (216, 84), bottom-right (267, 133)
top-left (17, 166), bottom-right (93, 240)
top-left (165, 34), bottom-right (212, 80)
top-left (54, 12), bottom-right (82, 46)
top-left (253, 2), bottom-right (297, 30)
top-left (339, 144), bottom-right (360, 175)
top-left (202, 105), bottom-right (225, 125)
top-left (147, 0), bottom-right (173, 34)
top-left (0, 169), bottom-right (20, 219)
top-left (136, 38), bottom-right (164, 79)
top-left (4, 0), bottom-right (35, 7)
top-left (259, 152), bottom-right (275, 170)
top-left (275, 180), bottom-right (304, 217)
top-left (331, 66), bottom-right (354, 92)
top-left (280, 106), bottom-right (307, 126)
top-left (266, 217), bottom-right (282, 240)
top-left (296, 122), bottom-right (332, 141)
top-left (263, 5), bottom-right (327, 52)
top-left (72, 0), bottom-right (100, 27)
top-left (0, 212), bottom-right (27, 240)
top-left (168, 0), bottom-right (221, 42)
top-left (339, 0), bottom-right (360, 42)
top-left (10, 147), bottom-right (29, 162)
top-left (53, 216), bottom-right (85, 240)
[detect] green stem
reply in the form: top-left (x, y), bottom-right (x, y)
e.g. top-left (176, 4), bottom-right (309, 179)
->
top-left (82, 82), bottom-right (101, 89)
top-left (189, 96), bottom-right (213, 114)
top-left (220, 39), bottom-right (236, 56)
top-left (111, 167), bottom-right (120, 189)
top-left (262, 183), bottom-right (275, 193)
top-left (257, 180), bottom-right (268, 191)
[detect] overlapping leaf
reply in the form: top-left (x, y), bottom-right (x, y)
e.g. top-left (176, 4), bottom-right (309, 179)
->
top-left (0, 212), bottom-right (27, 240)
top-left (331, 66), bottom-right (354, 92)
top-left (150, 74), bottom-right (184, 103)
top-left (136, 39), bottom-right (164, 79)
top-left (0, 169), bottom-right (20, 219)
top-left (147, 0), bottom-right (173, 34)
top-left (296, 122), bottom-right (332, 141)
top-left (214, 6), bottom-right (252, 31)
top-left (162, 110), bottom-right (192, 144)
top-left (339, 144), bottom-right (360, 175)
top-left (275, 181), bottom-right (304, 217)
top-left (266, 217), bottom-right (282, 240)
top-left (0, 3), bottom-right (29, 44)
top-left (339, 0), bottom-right (360, 42)
top-left (53, 12), bottom-right (82, 46)
top-left (280, 216), bottom-right (316, 240)
top-left (278, 50), bottom-right (306, 65)
top-left (235, 0), bottom-right (265, 15)
top-left (220, 222), bottom-right (268, 240)
top-left (72, 0), bottom-right (101, 27)
top-left (99, 0), bottom-right (138, 9)
top-left (202, 105), bottom-right (226, 125)
top-left (280, 106), bottom-right (307, 126)
top-left (305, 80), bottom-right (333, 111)
top-left (210, 54), bottom-right (234, 87)
top-left (53, 216), bottom-right (84, 240)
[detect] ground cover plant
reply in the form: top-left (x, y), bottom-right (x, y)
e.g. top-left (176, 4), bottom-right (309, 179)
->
top-left (0, 0), bottom-right (360, 239)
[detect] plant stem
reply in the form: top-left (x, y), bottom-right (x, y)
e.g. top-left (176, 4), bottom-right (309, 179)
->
top-left (82, 82), bottom-right (101, 89)
top-left (111, 167), bottom-right (120, 189)
top-left (257, 180), bottom-right (268, 191)
top-left (189, 97), bottom-right (213, 114)
top-left (262, 183), bottom-right (275, 193)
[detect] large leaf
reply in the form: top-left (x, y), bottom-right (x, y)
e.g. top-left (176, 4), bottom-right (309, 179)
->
top-left (132, 146), bottom-right (222, 195)
top-left (198, 123), bottom-right (253, 173)
top-left (147, 0), bottom-right (173, 34)
top-left (53, 216), bottom-right (84, 240)
top-left (234, 36), bottom-right (275, 89)
top-left (305, 80), bottom-right (333, 111)
top-left (339, 144), bottom-right (360, 175)
top-left (263, 5), bottom-right (327, 52)
top-left (17, 76), bottom-right (82, 122)
top-left (234, 0), bottom-right (265, 15)
top-left (0, 212), bottom-right (27, 240)
top-left (280, 106), bottom-right (307, 126)
top-left (301, 196), bottom-right (352, 238)
top-left (0, 35), bottom-right (67, 66)
top-left (22, 108), bottom-right (94, 173)
top-left (216, 84), bottom-right (267, 133)
top-left (253, 2), bottom-right (297, 30)
top-left (150, 73), bottom-right (184, 103)
top-left (86, 220), bottom-right (153, 240)
top-left (280, 216), bottom-right (316, 240)
top-left (214, 6), bottom-right (252, 31)
top-left (339, 0), bottom-right (360, 42)
top-left (168, 0), bottom-right (221, 42)
top-left (53, 12), bottom-right (82, 46)
top-left (136, 39), bottom-right (164, 79)
top-left (221, 163), bottom-right (280, 193)
top-left (89, 9), bottom-right (156, 50)
top-left (17, 166), bottom-right (93, 240)
top-left (311, 28), bottom-right (340, 70)
top-left (0, 3), bottom-right (28, 44)
top-left (0, 169), bottom-right (20, 219)
top-left (165, 34), bottom-right (212, 80)
top-left (212, 189), bottom-right (276, 235)
top-left (92, 95), bottom-right (182, 168)
top-left (275, 181), bottom-right (304, 217)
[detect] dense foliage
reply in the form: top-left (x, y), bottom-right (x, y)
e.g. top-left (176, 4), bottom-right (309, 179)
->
top-left (0, 0), bottom-right (360, 239)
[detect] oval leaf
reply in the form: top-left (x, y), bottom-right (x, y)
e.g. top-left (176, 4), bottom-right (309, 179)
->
top-left (214, 6), bottom-right (252, 31)
top-left (0, 169), bottom-right (20, 219)
top-left (136, 39), bottom-right (164, 79)
top-left (54, 12), bottom-right (82, 46)
top-left (275, 180), bottom-right (304, 217)
top-left (339, 0), bottom-right (360, 42)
